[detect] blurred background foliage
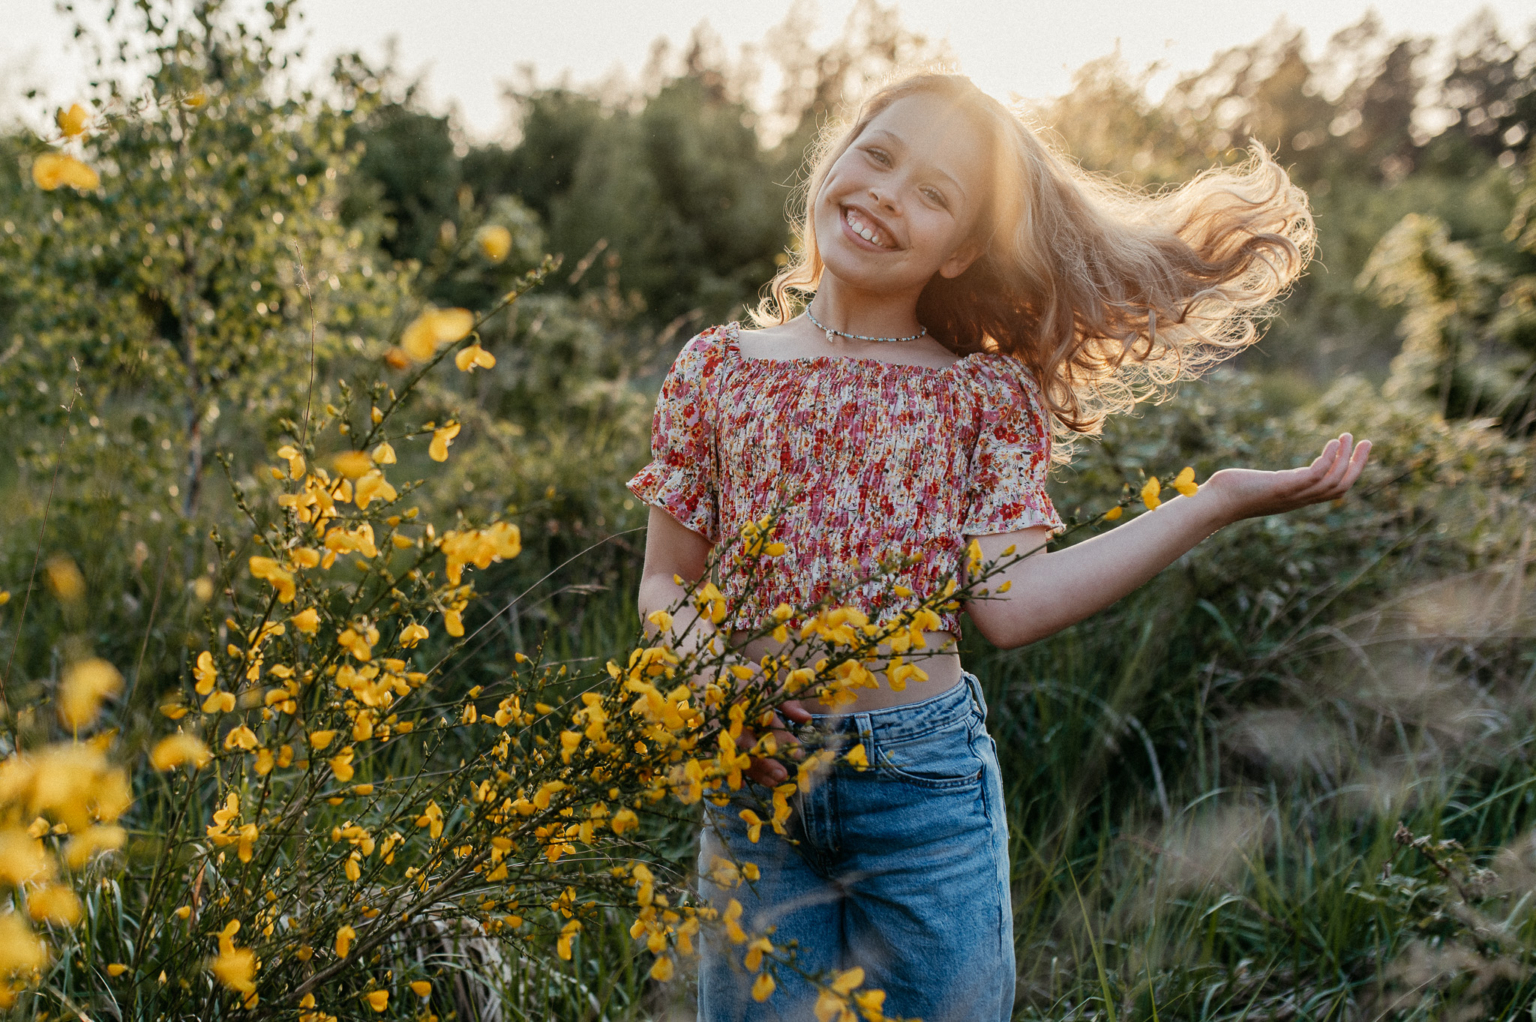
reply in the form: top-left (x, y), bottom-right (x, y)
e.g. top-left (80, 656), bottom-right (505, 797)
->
top-left (5, 0), bottom-right (1536, 1017)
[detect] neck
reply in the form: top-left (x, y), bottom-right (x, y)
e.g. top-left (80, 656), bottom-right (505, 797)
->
top-left (808, 274), bottom-right (924, 338)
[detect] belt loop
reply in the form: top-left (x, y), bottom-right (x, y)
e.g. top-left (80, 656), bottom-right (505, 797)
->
top-left (853, 712), bottom-right (874, 762)
top-left (964, 672), bottom-right (988, 722)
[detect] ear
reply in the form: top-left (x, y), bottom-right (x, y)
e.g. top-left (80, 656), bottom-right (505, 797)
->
top-left (938, 237), bottom-right (983, 280)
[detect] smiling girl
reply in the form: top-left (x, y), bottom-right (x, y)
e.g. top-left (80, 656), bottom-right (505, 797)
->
top-left (627, 71), bottom-right (1369, 1022)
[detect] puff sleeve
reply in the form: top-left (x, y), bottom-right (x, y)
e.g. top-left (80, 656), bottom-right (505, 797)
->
top-left (626, 331), bottom-right (723, 543)
top-left (961, 356), bottom-right (1065, 537)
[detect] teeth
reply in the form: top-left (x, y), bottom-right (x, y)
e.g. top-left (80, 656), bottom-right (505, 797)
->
top-left (846, 209), bottom-right (888, 247)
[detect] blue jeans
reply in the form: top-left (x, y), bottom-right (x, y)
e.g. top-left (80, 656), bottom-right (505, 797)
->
top-left (697, 672), bottom-right (1014, 1022)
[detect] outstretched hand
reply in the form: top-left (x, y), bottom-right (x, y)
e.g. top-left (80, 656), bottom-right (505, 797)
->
top-left (1206, 433), bottom-right (1372, 523)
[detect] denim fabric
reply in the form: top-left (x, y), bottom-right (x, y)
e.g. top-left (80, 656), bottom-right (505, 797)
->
top-left (697, 673), bottom-right (1014, 1022)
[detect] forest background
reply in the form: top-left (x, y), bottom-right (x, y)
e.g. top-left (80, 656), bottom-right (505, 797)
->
top-left (3, 0), bottom-right (1536, 1018)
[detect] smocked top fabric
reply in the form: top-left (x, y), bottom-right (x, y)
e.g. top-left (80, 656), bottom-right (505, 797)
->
top-left (626, 321), bottom-right (1063, 635)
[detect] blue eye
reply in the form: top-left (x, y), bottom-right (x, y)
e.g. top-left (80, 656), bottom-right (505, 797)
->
top-left (865, 147), bottom-right (890, 165)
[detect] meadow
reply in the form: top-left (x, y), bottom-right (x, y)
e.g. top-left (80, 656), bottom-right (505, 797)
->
top-left (1, 1), bottom-right (1535, 1019)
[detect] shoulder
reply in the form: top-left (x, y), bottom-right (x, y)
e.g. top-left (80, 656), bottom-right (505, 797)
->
top-left (958, 352), bottom-right (1048, 405)
top-left (667, 322), bottom-right (738, 382)
top-left (956, 353), bottom-right (1054, 445)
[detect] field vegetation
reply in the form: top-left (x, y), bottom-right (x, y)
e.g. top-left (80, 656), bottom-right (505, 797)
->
top-left (2, 1), bottom-right (1536, 1018)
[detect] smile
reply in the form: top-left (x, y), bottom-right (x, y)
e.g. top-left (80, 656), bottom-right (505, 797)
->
top-left (843, 207), bottom-right (894, 249)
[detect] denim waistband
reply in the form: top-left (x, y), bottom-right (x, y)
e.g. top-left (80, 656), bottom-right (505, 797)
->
top-left (794, 671), bottom-right (987, 746)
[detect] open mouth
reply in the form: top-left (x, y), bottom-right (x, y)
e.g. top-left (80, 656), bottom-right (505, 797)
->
top-left (842, 206), bottom-right (894, 249)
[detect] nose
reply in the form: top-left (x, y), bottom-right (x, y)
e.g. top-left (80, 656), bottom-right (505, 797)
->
top-left (869, 184), bottom-right (898, 213)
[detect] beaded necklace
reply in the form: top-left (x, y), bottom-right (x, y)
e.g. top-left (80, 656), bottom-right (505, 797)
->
top-left (805, 306), bottom-right (928, 345)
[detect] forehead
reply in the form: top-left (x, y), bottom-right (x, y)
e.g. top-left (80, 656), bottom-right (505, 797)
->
top-left (855, 92), bottom-right (986, 184)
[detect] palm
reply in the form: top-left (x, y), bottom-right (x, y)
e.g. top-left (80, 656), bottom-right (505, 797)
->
top-left (1208, 433), bottom-right (1371, 521)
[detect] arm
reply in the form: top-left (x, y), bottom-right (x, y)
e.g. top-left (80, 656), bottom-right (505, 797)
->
top-left (964, 434), bottom-right (1372, 649)
top-left (637, 506), bottom-right (808, 784)
top-left (637, 506), bottom-right (716, 656)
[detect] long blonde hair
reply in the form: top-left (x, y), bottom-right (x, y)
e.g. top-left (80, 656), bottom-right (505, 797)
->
top-left (753, 70), bottom-right (1316, 440)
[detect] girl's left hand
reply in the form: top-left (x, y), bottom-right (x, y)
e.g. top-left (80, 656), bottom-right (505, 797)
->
top-left (739, 701), bottom-right (812, 787)
top-left (1206, 433), bottom-right (1371, 523)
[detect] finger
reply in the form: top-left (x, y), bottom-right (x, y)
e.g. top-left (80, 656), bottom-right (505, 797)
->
top-left (747, 756), bottom-right (789, 785)
top-left (768, 715), bottom-right (800, 749)
top-left (779, 699), bottom-right (813, 724)
top-left (1321, 435), bottom-right (1355, 488)
top-left (1333, 439), bottom-right (1372, 495)
top-left (1302, 440), bottom-right (1340, 489)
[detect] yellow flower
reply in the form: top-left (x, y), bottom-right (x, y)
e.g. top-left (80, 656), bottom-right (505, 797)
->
top-left (365, 990), bottom-right (388, 1012)
top-left (211, 946), bottom-right (256, 992)
top-left (150, 734), bottom-right (212, 771)
top-left (649, 955), bottom-right (674, 981)
top-left (185, 89), bottom-right (208, 108)
top-left (1173, 465), bottom-right (1199, 497)
top-left (202, 691), bottom-right (235, 714)
top-left (194, 650), bottom-right (218, 694)
top-left (56, 103), bottom-right (89, 137)
top-left (275, 444), bottom-right (305, 479)
top-left (249, 556), bottom-right (296, 603)
top-left (223, 725), bottom-right (258, 751)
top-left (0, 830), bottom-right (51, 887)
top-left (400, 307), bottom-right (474, 361)
top-left (329, 746), bottom-right (356, 782)
top-left (428, 422), bottom-right (461, 462)
top-left (409, 980), bottom-right (432, 997)
top-left (32, 151), bottom-right (99, 191)
top-left (334, 924), bottom-right (356, 958)
top-left (611, 808), bottom-right (639, 834)
top-left (399, 623), bottom-right (429, 648)
top-left (44, 554), bottom-right (85, 602)
top-left (0, 915), bottom-right (48, 975)
top-left (58, 658), bottom-right (123, 729)
top-left (27, 884), bottom-right (82, 926)
top-left (371, 441), bottom-right (396, 465)
top-left (290, 607), bottom-right (320, 635)
top-left (454, 344), bottom-right (496, 372)
top-left (415, 800), bottom-right (444, 839)
top-left (723, 899), bottom-right (747, 944)
top-left (106, 962), bottom-right (129, 977)
top-left (1103, 505), bottom-right (1123, 521)
top-left (842, 745), bottom-right (868, 771)
top-left (751, 971), bottom-right (776, 1002)
top-left (476, 225), bottom-right (512, 262)
top-left (1141, 476), bottom-right (1162, 511)
top-left (332, 451), bottom-right (373, 480)
top-left (353, 470), bottom-right (398, 510)
top-left (739, 809), bottom-right (764, 843)
top-left (831, 967), bottom-right (864, 995)
top-left (309, 730), bottom-right (336, 750)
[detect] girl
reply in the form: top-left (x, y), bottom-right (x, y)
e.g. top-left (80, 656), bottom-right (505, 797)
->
top-left (627, 71), bottom-right (1370, 1022)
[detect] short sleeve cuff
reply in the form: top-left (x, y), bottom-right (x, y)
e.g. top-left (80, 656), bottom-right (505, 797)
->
top-left (961, 497), bottom-right (1065, 538)
top-left (627, 463), bottom-right (719, 543)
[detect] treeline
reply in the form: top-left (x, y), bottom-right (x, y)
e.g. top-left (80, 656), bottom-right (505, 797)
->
top-left (343, 5), bottom-right (1534, 390)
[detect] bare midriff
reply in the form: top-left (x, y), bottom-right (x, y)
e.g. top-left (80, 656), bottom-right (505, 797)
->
top-left (728, 629), bottom-right (966, 714)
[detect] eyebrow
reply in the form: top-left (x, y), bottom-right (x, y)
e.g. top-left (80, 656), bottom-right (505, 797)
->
top-left (863, 127), bottom-right (968, 201)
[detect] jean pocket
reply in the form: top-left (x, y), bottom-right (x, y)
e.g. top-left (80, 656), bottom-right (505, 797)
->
top-left (873, 717), bottom-right (986, 790)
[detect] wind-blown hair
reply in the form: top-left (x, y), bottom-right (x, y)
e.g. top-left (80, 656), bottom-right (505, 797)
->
top-left (752, 70), bottom-right (1316, 445)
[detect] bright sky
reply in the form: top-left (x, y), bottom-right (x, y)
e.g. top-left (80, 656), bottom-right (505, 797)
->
top-left (2, 0), bottom-right (1531, 140)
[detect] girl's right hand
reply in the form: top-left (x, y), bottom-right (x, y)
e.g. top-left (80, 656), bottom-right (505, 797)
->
top-left (1206, 433), bottom-right (1371, 523)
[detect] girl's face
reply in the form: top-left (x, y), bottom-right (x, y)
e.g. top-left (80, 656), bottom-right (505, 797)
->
top-left (813, 91), bottom-right (988, 296)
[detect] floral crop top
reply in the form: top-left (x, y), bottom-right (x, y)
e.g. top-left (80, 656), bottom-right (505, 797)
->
top-left (626, 322), bottom-right (1063, 635)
